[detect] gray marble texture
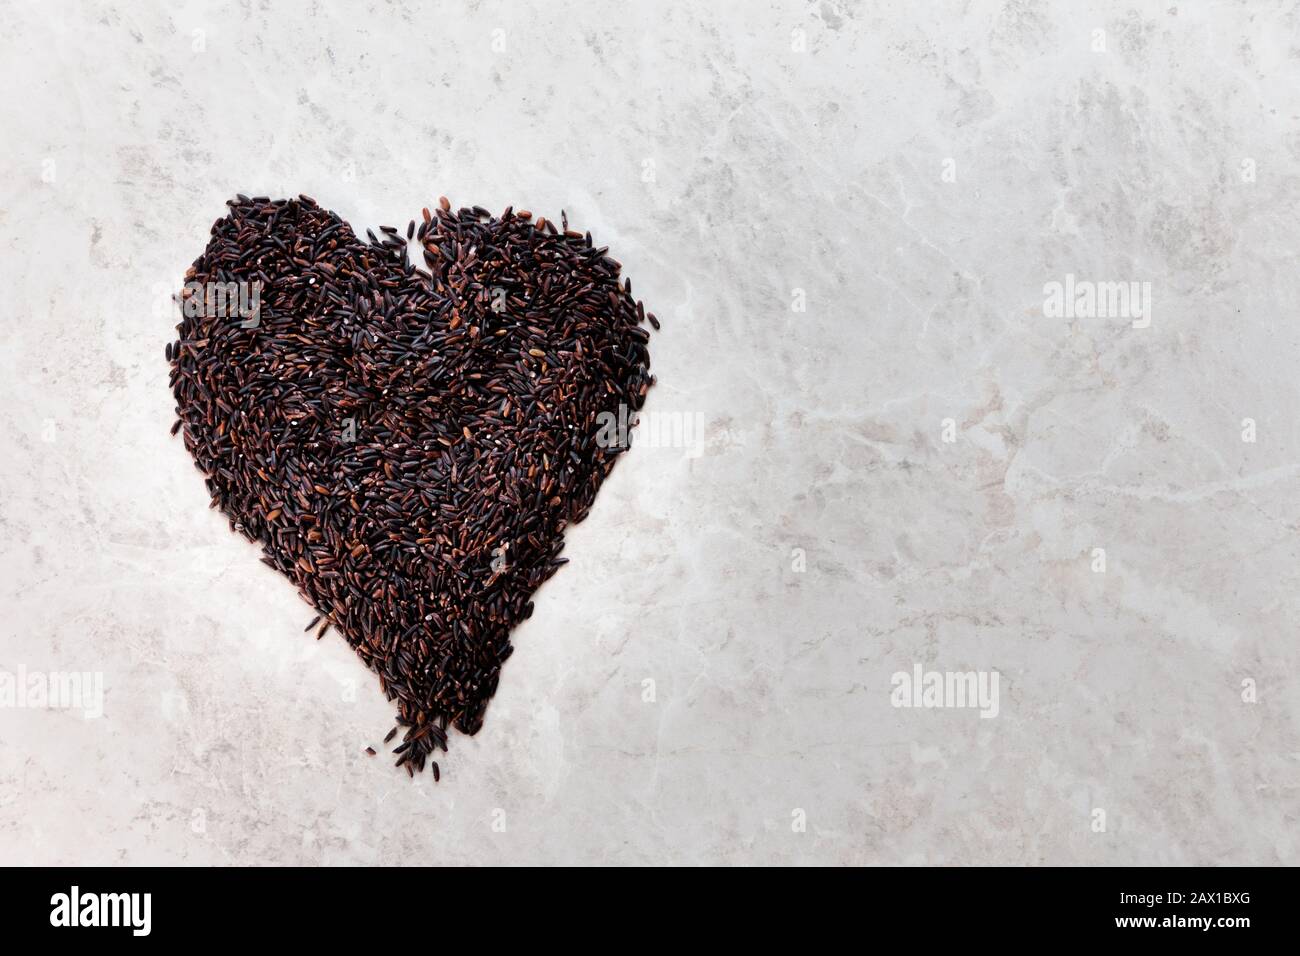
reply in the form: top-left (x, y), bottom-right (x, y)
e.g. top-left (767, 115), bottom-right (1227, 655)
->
top-left (1, 0), bottom-right (1297, 866)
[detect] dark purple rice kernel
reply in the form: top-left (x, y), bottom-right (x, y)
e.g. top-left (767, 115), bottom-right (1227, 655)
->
top-left (168, 195), bottom-right (657, 778)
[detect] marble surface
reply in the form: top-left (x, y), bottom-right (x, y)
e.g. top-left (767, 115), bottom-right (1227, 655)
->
top-left (1, 0), bottom-right (1297, 866)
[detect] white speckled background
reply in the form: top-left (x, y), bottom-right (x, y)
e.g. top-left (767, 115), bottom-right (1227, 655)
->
top-left (1, 0), bottom-right (1297, 866)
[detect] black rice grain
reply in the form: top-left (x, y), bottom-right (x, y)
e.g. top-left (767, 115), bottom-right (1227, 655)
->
top-left (168, 195), bottom-right (655, 778)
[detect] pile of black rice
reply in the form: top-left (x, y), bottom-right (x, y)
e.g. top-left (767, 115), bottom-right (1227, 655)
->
top-left (167, 194), bottom-right (656, 778)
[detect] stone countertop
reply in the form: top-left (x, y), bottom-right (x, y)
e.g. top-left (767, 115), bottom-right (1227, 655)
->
top-left (0, 0), bottom-right (1296, 865)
